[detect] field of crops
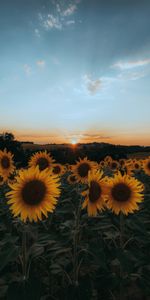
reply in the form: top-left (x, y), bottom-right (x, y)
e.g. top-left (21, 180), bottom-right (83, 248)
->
top-left (0, 149), bottom-right (150, 300)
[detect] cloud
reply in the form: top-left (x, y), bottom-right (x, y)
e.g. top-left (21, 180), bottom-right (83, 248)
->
top-left (61, 4), bottom-right (77, 17)
top-left (39, 1), bottom-right (80, 31)
top-left (36, 60), bottom-right (45, 67)
top-left (117, 70), bottom-right (146, 81)
top-left (43, 14), bottom-right (62, 30)
top-left (113, 58), bottom-right (150, 70)
top-left (83, 75), bottom-right (102, 95)
top-left (67, 131), bottom-right (112, 143)
top-left (34, 28), bottom-right (40, 37)
top-left (65, 20), bottom-right (75, 26)
top-left (24, 64), bottom-right (31, 76)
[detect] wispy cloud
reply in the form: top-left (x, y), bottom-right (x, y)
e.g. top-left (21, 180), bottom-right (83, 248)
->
top-left (113, 58), bottom-right (150, 70)
top-left (24, 64), bottom-right (32, 76)
top-left (65, 20), bottom-right (75, 26)
top-left (43, 14), bottom-right (62, 30)
top-left (39, 1), bottom-right (80, 31)
top-left (117, 70), bottom-right (146, 81)
top-left (83, 75), bottom-right (102, 95)
top-left (34, 28), bottom-right (40, 37)
top-left (61, 4), bottom-right (77, 17)
top-left (36, 60), bottom-right (45, 67)
top-left (67, 131), bottom-right (112, 143)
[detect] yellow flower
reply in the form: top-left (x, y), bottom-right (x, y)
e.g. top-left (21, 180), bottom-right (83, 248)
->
top-left (0, 149), bottom-right (15, 180)
top-left (119, 159), bottom-right (126, 167)
top-left (104, 156), bottom-right (112, 163)
top-left (72, 157), bottom-right (97, 184)
top-left (29, 151), bottom-right (54, 171)
top-left (132, 160), bottom-right (142, 171)
top-left (109, 160), bottom-right (119, 171)
top-left (106, 172), bottom-right (144, 215)
top-left (6, 167), bottom-right (60, 222)
top-left (99, 160), bottom-right (106, 168)
top-left (82, 170), bottom-right (107, 216)
top-left (143, 158), bottom-right (150, 175)
top-left (67, 174), bottom-right (77, 184)
top-left (52, 163), bottom-right (66, 176)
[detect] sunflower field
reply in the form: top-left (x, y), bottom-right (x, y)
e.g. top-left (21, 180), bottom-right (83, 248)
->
top-left (0, 149), bottom-right (150, 300)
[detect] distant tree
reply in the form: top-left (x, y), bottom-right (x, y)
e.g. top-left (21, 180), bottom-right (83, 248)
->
top-left (2, 132), bottom-right (15, 141)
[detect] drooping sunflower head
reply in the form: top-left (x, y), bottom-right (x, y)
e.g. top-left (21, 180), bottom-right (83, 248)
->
top-left (143, 158), bottom-right (150, 176)
top-left (82, 170), bottom-right (107, 216)
top-left (119, 164), bottom-right (133, 176)
top-left (99, 160), bottom-right (106, 168)
top-left (7, 172), bottom-right (17, 185)
top-left (6, 167), bottom-right (60, 222)
top-left (72, 157), bottom-right (97, 184)
top-left (67, 174), bottom-right (77, 184)
top-left (119, 159), bottom-right (126, 167)
top-left (105, 172), bottom-right (144, 215)
top-left (65, 163), bottom-right (72, 171)
top-left (52, 163), bottom-right (66, 176)
top-left (0, 149), bottom-right (15, 180)
top-left (28, 151), bottom-right (54, 171)
top-left (104, 156), bottom-right (112, 163)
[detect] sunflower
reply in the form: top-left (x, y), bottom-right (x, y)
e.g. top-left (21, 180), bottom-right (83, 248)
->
top-left (119, 165), bottom-right (133, 176)
top-left (52, 163), bottom-right (66, 176)
top-left (143, 158), bottom-right (150, 176)
top-left (29, 151), bottom-right (54, 171)
top-left (109, 160), bottom-right (119, 171)
top-left (6, 167), bottom-right (60, 222)
top-left (106, 172), bottom-right (144, 215)
top-left (119, 159), bottom-right (126, 167)
top-left (65, 163), bottom-right (71, 171)
top-left (104, 156), bottom-right (112, 163)
top-left (132, 160), bottom-right (141, 171)
top-left (0, 149), bottom-right (15, 180)
top-left (82, 170), bottom-right (107, 216)
top-left (72, 157), bottom-right (97, 184)
top-left (99, 160), bottom-right (106, 168)
top-left (67, 174), bottom-right (77, 184)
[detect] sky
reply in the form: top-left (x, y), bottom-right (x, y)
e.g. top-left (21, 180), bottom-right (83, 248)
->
top-left (0, 0), bottom-right (150, 145)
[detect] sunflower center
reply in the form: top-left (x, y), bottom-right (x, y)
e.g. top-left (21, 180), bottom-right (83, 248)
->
top-left (0, 176), bottom-right (3, 182)
top-left (78, 163), bottom-right (91, 177)
top-left (111, 183), bottom-right (131, 202)
top-left (111, 162), bottom-right (117, 169)
top-left (120, 160), bottom-right (125, 166)
top-left (1, 156), bottom-right (10, 169)
top-left (134, 163), bottom-right (139, 169)
top-left (70, 175), bottom-right (76, 182)
top-left (53, 165), bottom-right (61, 174)
top-left (147, 161), bottom-right (150, 170)
top-left (36, 157), bottom-right (49, 171)
top-left (22, 179), bottom-right (46, 205)
top-left (89, 180), bottom-right (102, 203)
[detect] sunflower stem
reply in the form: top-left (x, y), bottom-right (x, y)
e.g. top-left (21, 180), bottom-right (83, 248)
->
top-left (73, 191), bottom-right (82, 287)
top-left (119, 213), bottom-right (125, 300)
top-left (22, 226), bottom-right (27, 282)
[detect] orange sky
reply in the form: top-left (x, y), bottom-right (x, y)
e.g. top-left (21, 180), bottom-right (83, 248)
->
top-left (5, 128), bottom-right (149, 146)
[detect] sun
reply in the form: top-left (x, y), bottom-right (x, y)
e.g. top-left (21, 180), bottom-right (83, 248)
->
top-left (71, 139), bottom-right (77, 145)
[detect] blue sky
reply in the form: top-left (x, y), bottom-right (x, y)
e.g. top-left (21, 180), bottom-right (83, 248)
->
top-left (0, 0), bottom-right (150, 145)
